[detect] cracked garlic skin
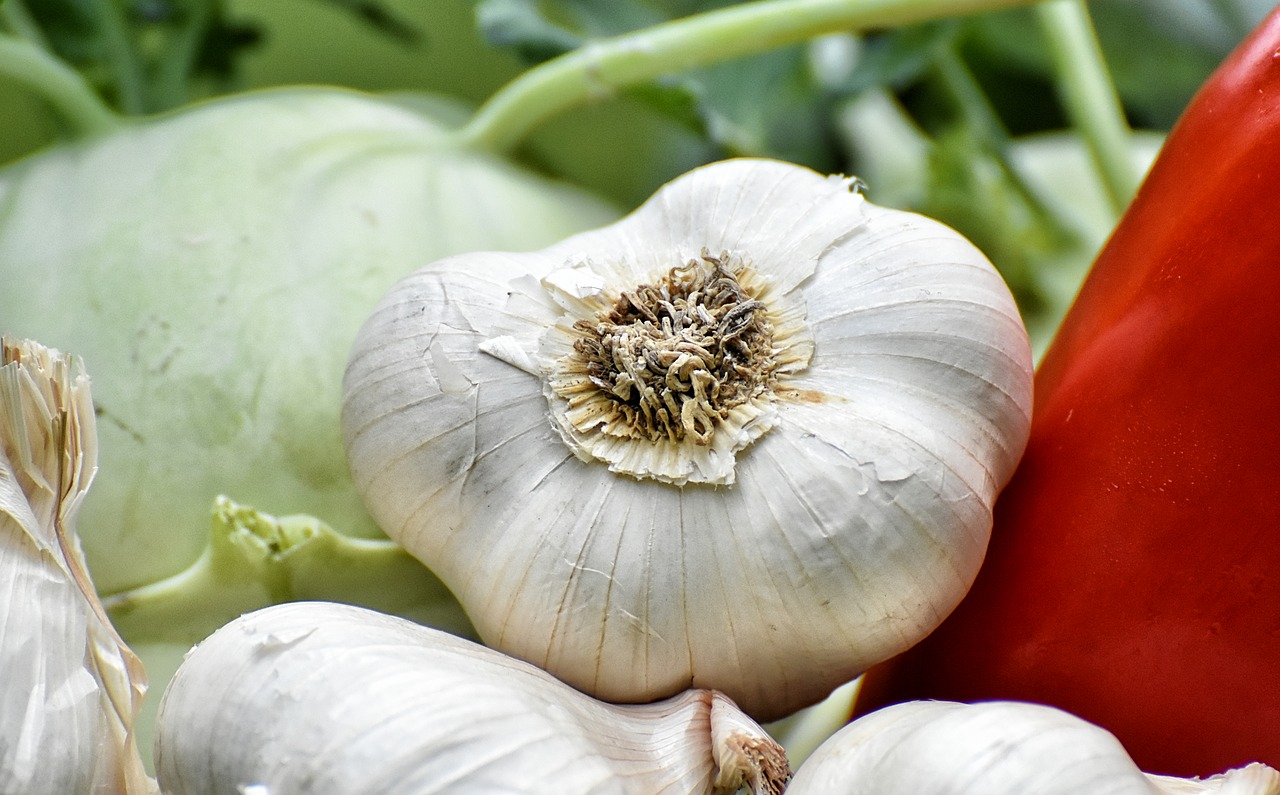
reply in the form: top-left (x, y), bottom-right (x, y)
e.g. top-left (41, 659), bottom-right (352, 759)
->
top-left (342, 158), bottom-right (1034, 721)
top-left (0, 338), bottom-right (156, 795)
top-left (786, 700), bottom-right (1280, 795)
top-left (154, 601), bottom-right (790, 795)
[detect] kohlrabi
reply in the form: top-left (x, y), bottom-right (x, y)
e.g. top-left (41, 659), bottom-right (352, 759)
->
top-left (0, 85), bottom-right (616, 600)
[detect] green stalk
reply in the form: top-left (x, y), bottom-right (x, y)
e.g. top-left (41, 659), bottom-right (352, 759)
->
top-left (932, 44), bottom-right (1065, 226)
top-left (933, 45), bottom-right (1008, 147)
top-left (457, 0), bottom-right (1038, 153)
top-left (0, 33), bottom-right (120, 136)
top-left (102, 497), bottom-right (471, 645)
top-left (93, 0), bottom-right (148, 114)
top-left (1, 0), bottom-right (50, 49)
top-left (1036, 0), bottom-right (1138, 215)
top-left (152, 0), bottom-right (213, 111)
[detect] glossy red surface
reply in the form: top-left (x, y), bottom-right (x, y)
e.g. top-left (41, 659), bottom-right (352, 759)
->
top-left (855, 7), bottom-right (1280, 777)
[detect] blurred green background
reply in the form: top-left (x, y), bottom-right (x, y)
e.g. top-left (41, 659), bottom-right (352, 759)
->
top-left (4, 0), bottom-right (1270, 204)
top-left (3, 0), bottom-right (1271, 440)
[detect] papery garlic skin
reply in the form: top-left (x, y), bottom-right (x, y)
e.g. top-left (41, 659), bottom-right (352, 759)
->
top-left (786, 701), bottom-right (1280, 795)
top-left (342, 158), bottom-right (1034, 721)
top-left (0, 338), bottom-right (156, 795)
top-left (1149, 765), bottom-right (1280, 795)
top-left (154, 601), bottom-right (790, 795)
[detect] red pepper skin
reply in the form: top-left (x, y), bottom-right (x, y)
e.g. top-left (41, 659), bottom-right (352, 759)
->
top-left (854, 7), bottom-right (1280, 778)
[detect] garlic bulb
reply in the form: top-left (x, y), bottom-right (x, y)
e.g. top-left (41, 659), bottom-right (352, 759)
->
top-left (342, 157), bottom-right (1034, 720)
top-left (154, 600), bottom-right (790, 795)
top-left (786, 700), bottom-right (1280, 794)
top-left (0, 338), bottom-right (156, 794)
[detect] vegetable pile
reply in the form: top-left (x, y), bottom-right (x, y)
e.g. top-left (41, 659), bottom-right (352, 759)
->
top-left (2, 0), bottom-right (1278, 792)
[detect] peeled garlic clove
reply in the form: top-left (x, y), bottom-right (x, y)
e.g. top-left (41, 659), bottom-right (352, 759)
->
top-left (154, 600), bottom-right (790, 795)
top-left (786, 700), bottom-right (1280, 794)
top-left (342, 157), bottom-right (1034, 721)
top-left (0, 337), bottom-right (156, 794)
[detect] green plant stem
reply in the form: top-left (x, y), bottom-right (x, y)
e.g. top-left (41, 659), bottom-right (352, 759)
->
top-left (94, 0), bottom-right (147, 115)
top-left (1036, 0), bottom-right (1138, 215)
top-left (837, 88), bottom-right (932, 207)
top-left (101, 497), bottom-right (472, 645)
top-left (932, 45), bottom-right (1063, 226)
top-left (457, 0), bottom-right (1038, 153)
top-left (0, 34), bottom-right (120, 136)
top-left (1, 0), bottom-right (50, 49)
top-left (102, 535), bottom-right (417, 643)
top-left (153, 0), bottom-right (213, 111)
top-left (933, 45), bottom-right (1008, 146)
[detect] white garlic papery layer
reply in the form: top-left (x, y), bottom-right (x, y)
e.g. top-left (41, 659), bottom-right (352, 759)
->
top-left (154, 601), bottom-right (790, 795)
top-left (342, 157), bottom-right (1034, 721)
top-left (0, 338), bottom-right (156, 794)
top-left (786, 700), bottom-right (1280, 795)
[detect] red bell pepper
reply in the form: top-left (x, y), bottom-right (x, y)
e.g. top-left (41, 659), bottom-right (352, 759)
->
top-left (854, 6), bottom-right (1280, 778)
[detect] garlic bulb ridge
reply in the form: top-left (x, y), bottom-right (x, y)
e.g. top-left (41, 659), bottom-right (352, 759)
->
top-left (342, 157), bottom-right (1034, 721)
top-left (154, 601), bottom-right (791, 795)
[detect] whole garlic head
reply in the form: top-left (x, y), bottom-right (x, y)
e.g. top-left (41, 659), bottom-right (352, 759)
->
top-left (786, 700), bottom-right (1280, 794)
top-left (342, 158), bottom-right (1034, 720)
top-left (154, 601), bottom-right (790, 795)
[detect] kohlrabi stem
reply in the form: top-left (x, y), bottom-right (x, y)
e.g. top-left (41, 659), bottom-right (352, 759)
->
top-left (101, 536), bottom-right (424, 643)
top-left (457, 0), bottom-right (1037, 153)
top-left (101, 497), bottom-right (471, 645)
top-left (1036, 0), bottom-right (1138, 215)
top-left (0, 34), bottom-right (120, 136)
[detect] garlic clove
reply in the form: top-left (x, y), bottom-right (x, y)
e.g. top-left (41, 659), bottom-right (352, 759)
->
top-left (342, 157), bottom-right (1034, 721)
top-left (786, 700), bottom-right (1280, 795)
top-left (0, 337), bottom-right (156, 794)
top-left (153, 600), bottom-right (790, 795)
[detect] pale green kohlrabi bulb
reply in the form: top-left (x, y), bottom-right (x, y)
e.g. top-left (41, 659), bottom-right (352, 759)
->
top-left (0, 87), bottom-right (617, 599)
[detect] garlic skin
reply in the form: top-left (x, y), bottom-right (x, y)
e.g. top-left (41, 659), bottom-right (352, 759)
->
top-left (154, 600), bottom-right (790, 795)
top-left (342, 157), bottom-right (1034, 720)
top-left (1149, 767), bottom-right (1280, 795)
top-left (0, 338), bottom-right (156, 794)
top-left (786, 700), bottom-right (1280, 795)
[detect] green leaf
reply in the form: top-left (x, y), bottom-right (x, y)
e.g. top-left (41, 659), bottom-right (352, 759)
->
top-left (9, 0), bottom-right (422, 114)
top-left (474, 0), bottom-right (851, 164)
top-left (958, 2), bottom-right (1263, 131)
top-left (837, 20), bottom-right (960, 95)
top-left (679, 45), bottom-right (834, 163)
top-left (310, 0), bottom-right (421, 44)
top-left (475, 0), bottom-right (582, 62)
